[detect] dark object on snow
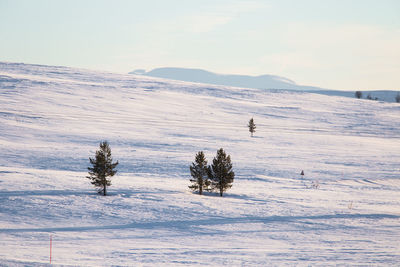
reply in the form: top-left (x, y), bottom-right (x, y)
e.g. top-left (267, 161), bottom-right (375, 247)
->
top-left (208, 148), bottom-right (235, 197)
top-left (248, 118), bottom-right (256, 137)
top-left (87, 141), bottom-right (119, 196)
top-left (189, 151), bottom-right (210, 195)
top-left (366, 94), bottom-right (378, 100)
top-left (301, 170), bottom-right (304, 176)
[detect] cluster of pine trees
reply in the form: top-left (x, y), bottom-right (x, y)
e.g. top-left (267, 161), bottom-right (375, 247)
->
top-left (188, 117), bottom-right (255, 196)
top-left (86, 143), bottom-right (235, 197)
top-left (189, 149), bottom-right (235, 197)
top-left (87, 118), bottom-right (256, 196)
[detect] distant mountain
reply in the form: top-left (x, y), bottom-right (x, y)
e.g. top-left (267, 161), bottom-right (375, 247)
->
top-left (129, 67), bottom-right (324, 91)
top-left (130, 67), bottom-right (399, 102)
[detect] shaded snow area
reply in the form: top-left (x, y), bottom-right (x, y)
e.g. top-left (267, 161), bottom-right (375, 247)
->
top-left (0, 62), bottom-right (399, 266)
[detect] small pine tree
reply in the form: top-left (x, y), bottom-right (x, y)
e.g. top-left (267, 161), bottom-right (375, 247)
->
top-left (189, 151), bottom-right (210, 195)
top-left (395, 93), bottom-right (400, 103)
top-left (87, 141), bottom-right (119, 196)
top-left (248, 117), bottom-right (256, 137)
top-left (208, 148), bottom-right (235, 197)
top-left (355, 91), bottom-right (362, 99)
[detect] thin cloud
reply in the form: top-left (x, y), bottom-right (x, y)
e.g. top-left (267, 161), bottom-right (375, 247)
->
top-left (155, 0), bottom-right (269, 34)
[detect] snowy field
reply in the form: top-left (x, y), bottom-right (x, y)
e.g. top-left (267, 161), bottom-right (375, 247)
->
top-left (0, 62), bottom-right (399, 266)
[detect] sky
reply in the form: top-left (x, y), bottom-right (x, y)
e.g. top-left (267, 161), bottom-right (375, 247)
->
top-left (0, 0), bottom-right (399, 91)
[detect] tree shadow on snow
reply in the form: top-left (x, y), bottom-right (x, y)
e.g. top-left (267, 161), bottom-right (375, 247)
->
top-left (0, 190), bottom-right (96, 197)
top-left (1, 213), bottom-right (398, 234)
top-left (189, 191), bottom-right (267, 203)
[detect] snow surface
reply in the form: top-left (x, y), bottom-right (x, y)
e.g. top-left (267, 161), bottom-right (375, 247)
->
top-left (0, 62), bottom-right (399, 266)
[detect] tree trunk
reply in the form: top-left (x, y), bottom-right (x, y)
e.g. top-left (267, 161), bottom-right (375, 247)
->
top-left (103, 183), bottom-right (107, 196)
top-left (199, 185), bottom-right (203, 195)
top-left (220, 187), bottom-right (223, 197)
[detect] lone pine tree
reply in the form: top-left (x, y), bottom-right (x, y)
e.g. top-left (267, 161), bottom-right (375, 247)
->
top-left (208, 148), bottom-right (235, 197)
top-left (248, 117), bottom-right (256, 137)
top-left (87, 141), bottom-right (119, 196)
top-left (189, 151), bottom-right (210, 195)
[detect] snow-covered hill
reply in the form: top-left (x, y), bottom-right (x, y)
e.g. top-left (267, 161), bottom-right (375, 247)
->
top-left (1, 62), bottom-right (400, 266)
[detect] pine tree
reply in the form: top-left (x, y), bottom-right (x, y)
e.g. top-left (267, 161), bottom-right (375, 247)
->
top-left (189, 151), bottom-right (210, 195)
top-left (86, 141), bottom-right (119, 196)
top-left (208, 148), bottom-right (235, 197)
top-left (396, 93), bottom-right (400, 103)
top-left (248, 117), bottom-right (256, 137)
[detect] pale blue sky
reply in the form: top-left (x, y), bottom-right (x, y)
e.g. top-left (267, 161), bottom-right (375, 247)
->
top-left (1, 0), bottom-right (399, 90)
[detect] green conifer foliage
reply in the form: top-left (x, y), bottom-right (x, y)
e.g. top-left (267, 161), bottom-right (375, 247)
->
top-left (87, 141), bottom-right (119, 196)
top-left (208, 148), bottom-right (235, 197)
top-left (248, 118), bottom-right (256, 137)
top-left (396, 93), bottom-right (400, 103)
top-left (189, 151), bottom-right (210, 195)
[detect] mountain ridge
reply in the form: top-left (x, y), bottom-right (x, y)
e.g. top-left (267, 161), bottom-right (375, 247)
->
top-left (130, 67), bottom-right (399, 102)
top-left (129, 67), bottom-right (324, 91)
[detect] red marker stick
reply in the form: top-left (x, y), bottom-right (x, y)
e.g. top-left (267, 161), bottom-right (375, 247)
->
top-left (50, 235), bottom-right (52, 264)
